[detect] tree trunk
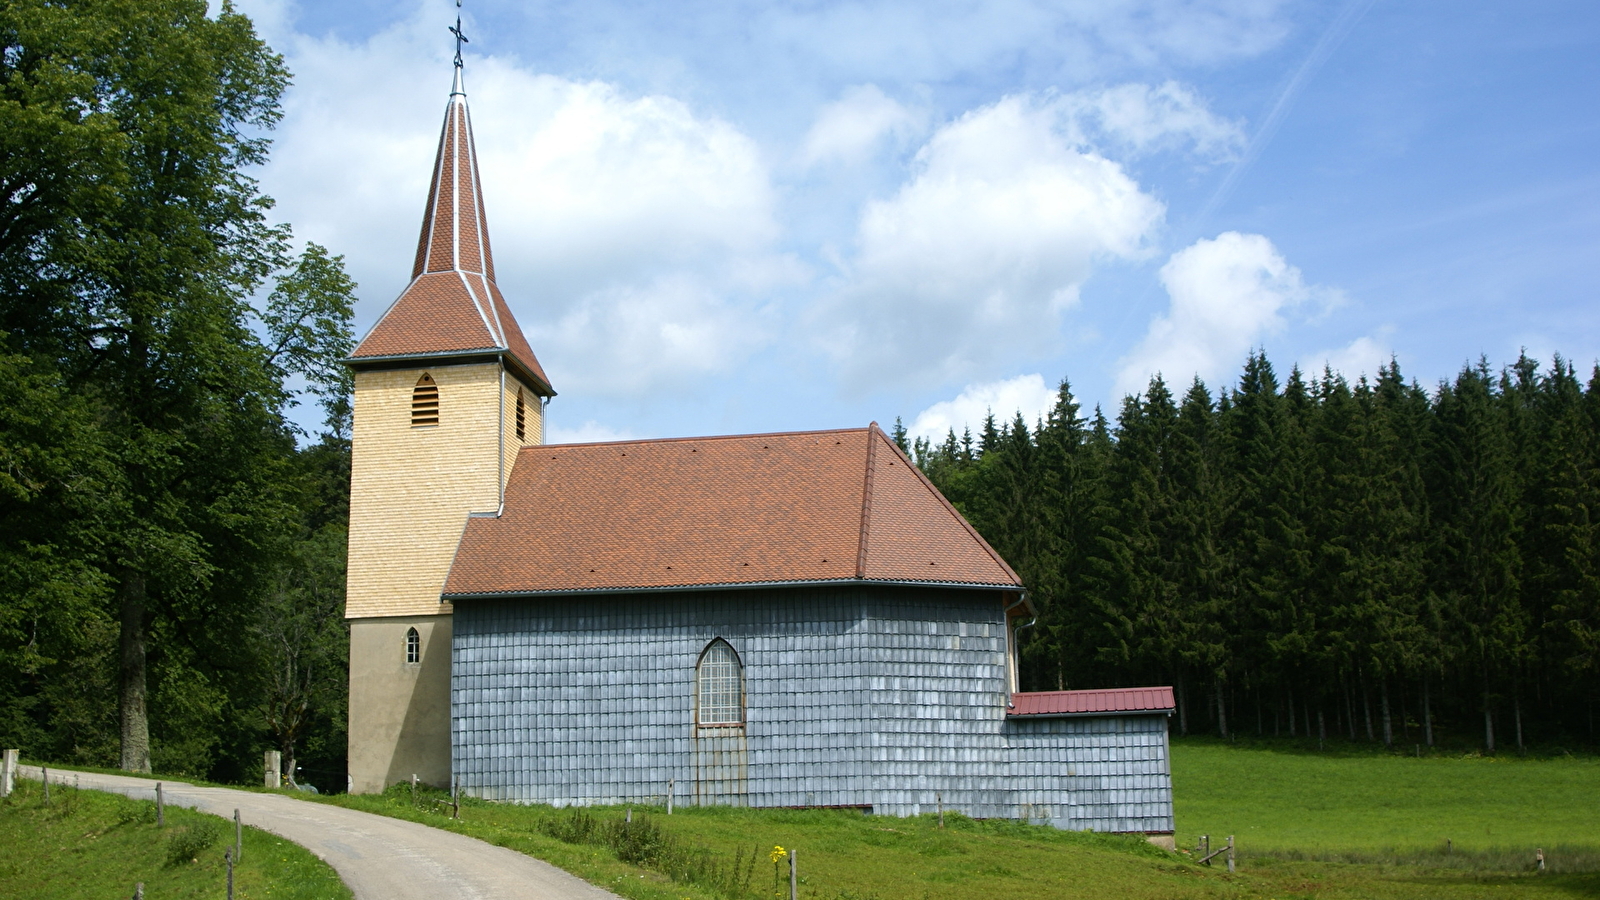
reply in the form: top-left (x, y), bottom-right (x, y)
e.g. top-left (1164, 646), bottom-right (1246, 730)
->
top-left (1380, 680), bottom-right (1393, 747)
top-left (1514, 695), bottom-right (1524, 753)
top-left (118, 570), bottom-right (152, 774)
top-left (1216, 682), bottom-right (1229, 739)
top-left (1287, 687), bottom-right (1296, 738)
top-left (1177, 672), bottom-right (1188, 736)
top-left (1317, 708), bottom-right (1326, 750)
top-left (1484, 708), bottom-right (1495, 755)
top-left (1423, 677), bottom-right (1434, 748)
top-left (1344, 677), bottom-right (1357, 740)
top-left (1362, 679), bottom-right (1375, 742)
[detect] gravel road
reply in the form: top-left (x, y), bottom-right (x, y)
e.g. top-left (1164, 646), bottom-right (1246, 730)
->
top-left (20, 766), bottom-right (622, 900)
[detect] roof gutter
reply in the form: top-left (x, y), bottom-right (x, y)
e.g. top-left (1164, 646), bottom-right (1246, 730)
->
top-left (443, 577), bottom-right (1024, 603)
top-left (345, 348), bottom-right (555, 397)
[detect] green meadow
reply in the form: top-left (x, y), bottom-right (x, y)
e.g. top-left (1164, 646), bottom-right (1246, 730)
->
top-left (1175, 738), bottom-right (1600, 858)
top-left (11, 739), bottom-right (1596, 900)
top-left (322, 738), bottom-right (1600, 900)
top-left (0, 775), bottom-right (350, 900)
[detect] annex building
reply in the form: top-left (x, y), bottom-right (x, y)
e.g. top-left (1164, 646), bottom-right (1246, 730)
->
top-left (344, 62), bottom-right (1176, 842)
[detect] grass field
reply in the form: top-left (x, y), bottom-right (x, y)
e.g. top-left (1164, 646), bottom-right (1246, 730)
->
top-left (1175, 738), bottom-right (1600, 863)
top-left (0, 775), bottom-right (350, 900)
top-left (15, 739), bottom-right (1599, 899)
top-left (322, 742), bottom-right (1600, 900)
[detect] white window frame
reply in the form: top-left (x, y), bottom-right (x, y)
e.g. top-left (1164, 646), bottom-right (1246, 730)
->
top-left (695, 639), bottom-right (744, 727)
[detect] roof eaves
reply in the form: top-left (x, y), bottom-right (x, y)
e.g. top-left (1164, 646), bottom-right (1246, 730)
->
top-left (346, 347), bottom-right (503, 364)
top-left (442, 576), bottom-right (1023, 602)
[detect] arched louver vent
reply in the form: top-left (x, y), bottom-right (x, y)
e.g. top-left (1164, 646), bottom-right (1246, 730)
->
top-left (515, 388), bottom-right (526, 441)
top-left (412, 374), bottom-right (439, 426)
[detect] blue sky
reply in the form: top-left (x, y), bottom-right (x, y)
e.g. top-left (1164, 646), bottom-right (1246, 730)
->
top-left (240, 0), bottom-right (1600, 443)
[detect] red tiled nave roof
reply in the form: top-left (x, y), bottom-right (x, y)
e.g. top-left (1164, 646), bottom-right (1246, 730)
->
top-left (444, 425), bottom-right (1023, 597)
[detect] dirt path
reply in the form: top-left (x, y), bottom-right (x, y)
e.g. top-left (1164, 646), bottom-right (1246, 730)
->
top-left (21, 767), bottom-right (621, 900)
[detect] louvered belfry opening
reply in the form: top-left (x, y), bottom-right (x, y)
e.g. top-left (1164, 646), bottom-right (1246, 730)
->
top-left (412, 373), bottom-right (440, 426)
top-left (515, 388), bottom-right (526, 441)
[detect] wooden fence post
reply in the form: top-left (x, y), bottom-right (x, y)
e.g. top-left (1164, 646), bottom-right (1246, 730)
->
top-left (411, 774), bottom-right (417, 806)
top-left (225, 847), bottom-right (234, 900)
top-left (1, 748), bottom-right (16, 798)
top-left (1226, 835), bottom-right (1235, 873)
top-left (937, 792), bottom-right (944, 829)
top-left (133, 883), bottom-right (143, 900)
top-left (234, 808), bottom-right (242, 862)
top-left (789, 847), bottom-right (798, 900)
top-left (155, 783), bottom-right (163, 826)
top-left (667, 778), bottom-right (674, 815)
top-left (41, 766), bottom-right (48, 803)
top-left (452, 777), bottom-right (460, 820)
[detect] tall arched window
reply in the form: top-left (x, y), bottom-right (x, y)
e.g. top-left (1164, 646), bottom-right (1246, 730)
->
top-left (695, 639), bottom-right (743, 727)
top-left (411, 374), bottom-right (439, 426)
top-left (405, 627), bottom-right (421, 664)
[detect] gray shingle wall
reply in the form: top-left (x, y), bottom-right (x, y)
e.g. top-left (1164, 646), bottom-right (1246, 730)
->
top-left (451, 585), bottom-right (1173, 834)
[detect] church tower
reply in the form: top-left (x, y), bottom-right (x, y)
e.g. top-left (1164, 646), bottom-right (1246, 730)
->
top-left (344, 64), bottom-right (554, 794)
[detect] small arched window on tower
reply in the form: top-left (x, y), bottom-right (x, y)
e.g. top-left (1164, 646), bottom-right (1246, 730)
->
top-left (404, 627), bottom-right (421, 665)
top-left (695, 639), bottom-right (744, 727)
top-left (515, 387), bottom-right (526, 441)
top-left (411, 374), bottom-right (439, 426)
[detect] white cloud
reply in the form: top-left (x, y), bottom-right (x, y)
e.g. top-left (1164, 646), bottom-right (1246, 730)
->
top-left (798, 84), bottom-right (924, 168)
top-left (252, 2), bottom-right (788, 401)
top-left (816, 94), bottom-right (1167, 389)
top-left (907, 374), bottom-right (1057, 442)
top-left (1116, 231), bottom-right (1342, 396)
top-left (1057, 81), bottom-right (1245, 161)
top-left (546, 419), bottom-right (638, 444)
top-left (1310, 334), bottom-right (1394, 382)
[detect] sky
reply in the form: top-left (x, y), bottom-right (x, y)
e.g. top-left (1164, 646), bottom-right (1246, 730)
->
top-left (235, 0), bottom-right (1600, 445)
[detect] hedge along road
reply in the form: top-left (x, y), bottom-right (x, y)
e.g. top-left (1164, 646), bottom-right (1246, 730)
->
top-left (20, 767), bottom-right (622, 900)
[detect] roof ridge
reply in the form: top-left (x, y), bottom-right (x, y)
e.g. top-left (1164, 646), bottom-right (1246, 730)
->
top-left (872, 427), bottom-right (1023, 585)
top-left (855, 423), bottom-right (879, 579)
top-left (524, 425), bottom-right (874, 451)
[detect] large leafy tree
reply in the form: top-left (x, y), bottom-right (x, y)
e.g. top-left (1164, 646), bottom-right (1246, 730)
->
top-left (1, 0), bottom-right (353, 774)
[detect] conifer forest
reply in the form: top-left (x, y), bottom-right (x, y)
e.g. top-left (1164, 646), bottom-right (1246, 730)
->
top-left (902, 353), bottom-right (1600, 753)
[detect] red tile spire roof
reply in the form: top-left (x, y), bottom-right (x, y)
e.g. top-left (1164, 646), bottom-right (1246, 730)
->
top-left (350, 69), bottom-right (554, 395)
top-left (443, 424), bottom-right (1024, 597)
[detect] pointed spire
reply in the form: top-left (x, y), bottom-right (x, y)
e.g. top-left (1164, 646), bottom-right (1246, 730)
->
top-left (351, 66), bottom-right (554, 397)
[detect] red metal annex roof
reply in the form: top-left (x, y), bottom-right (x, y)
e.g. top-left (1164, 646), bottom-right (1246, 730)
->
top-left (444, 424), bottom-right (1023, 597)
top-left (1008, 687), bottom-right (1175, 717)
top-left (350, 73), bottom-right (553, 395)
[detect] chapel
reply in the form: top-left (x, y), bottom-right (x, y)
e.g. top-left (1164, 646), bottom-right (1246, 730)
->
top-left (344, 59), bottom-right (1176, 843)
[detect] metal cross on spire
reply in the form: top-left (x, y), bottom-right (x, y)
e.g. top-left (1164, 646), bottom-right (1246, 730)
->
top-left (449, 0), bottom-right (469, 70)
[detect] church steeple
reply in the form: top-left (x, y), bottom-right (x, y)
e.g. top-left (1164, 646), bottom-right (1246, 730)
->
top-left (351, 66), bottom-right (553, 396)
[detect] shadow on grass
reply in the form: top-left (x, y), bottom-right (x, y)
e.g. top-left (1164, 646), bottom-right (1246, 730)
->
top-left (1250, 843), bottom-right (1600, 875)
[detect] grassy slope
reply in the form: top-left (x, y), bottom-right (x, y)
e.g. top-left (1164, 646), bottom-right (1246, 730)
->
top-left (1173, 738), bottom-right (1600, 854)
top-left (323, 775), bottom-right (1600, 900)
top-left (19, 740), bottom-right (1600, 900)
top-left (0, 776), bottom-right (350, 900)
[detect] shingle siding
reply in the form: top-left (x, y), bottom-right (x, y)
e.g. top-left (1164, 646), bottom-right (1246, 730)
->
top-left (451, 584), bottom-right (1173, 834)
